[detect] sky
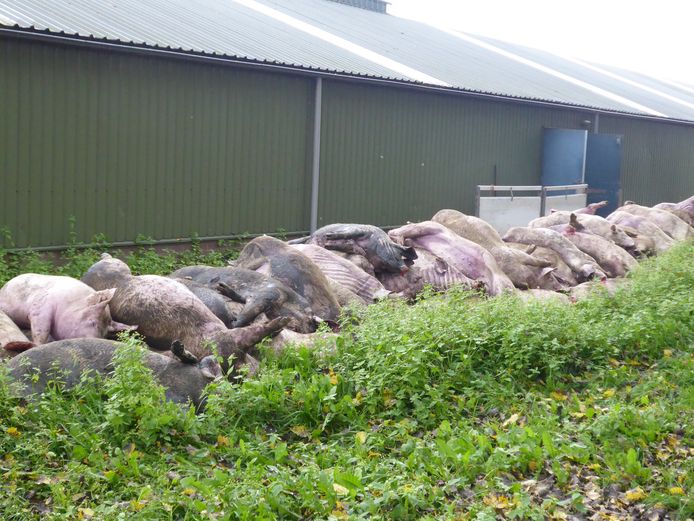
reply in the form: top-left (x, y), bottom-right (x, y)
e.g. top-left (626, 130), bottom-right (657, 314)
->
top-left (388, 0), bottom-right (694, 86)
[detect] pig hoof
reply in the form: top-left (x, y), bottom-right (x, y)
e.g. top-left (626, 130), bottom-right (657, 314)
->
top-left (170, 340), bottom-right (199, 364)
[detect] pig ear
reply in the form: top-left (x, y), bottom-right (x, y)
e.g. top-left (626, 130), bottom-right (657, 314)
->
top-left (89, 288), bottom-right (117, 305)
top-left (199, 356), bottom-right (223, 380)
top-left (109, 321), bottom-right (137, 333)
top-left (540, 266), bottom-right (556, 277)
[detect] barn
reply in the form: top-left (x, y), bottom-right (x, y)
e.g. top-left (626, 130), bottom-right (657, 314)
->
top-left (1, 0), bottom-right (693, 249)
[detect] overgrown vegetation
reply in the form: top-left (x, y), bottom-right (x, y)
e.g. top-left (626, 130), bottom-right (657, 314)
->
top-left (0, 229), bottom-right (241, 286)
top-left (0, 241), bottom-right (692, 519)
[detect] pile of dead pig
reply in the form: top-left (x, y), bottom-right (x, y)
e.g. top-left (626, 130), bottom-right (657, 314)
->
top-left (0, 195), bottom-right (692, 408)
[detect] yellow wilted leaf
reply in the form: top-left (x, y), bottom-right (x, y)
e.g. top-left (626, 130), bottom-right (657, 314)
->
top-left (6, 427), bottom-right (20, 437)
top-left (587, 463), bottom-right (601, 470)
top-left (383, 389), bottom-right (396, 406)
top-left (78, 508), bottom-right (95, 519)
top-left (216, 435), bottom-right (230, 447)
top-left (603, 388), bottom-right (616, 398)
top-left (130, 501), bottom-right (146, 512)
top-left (331, 509), bottom-right (349, 520)
top-left (550, 391), bottom-right (567, 401)
top-left (528, 460), bottom-right (538, 472)
top-left (355, 431), bottom-right (367, 444)
top-left (483, 494), bottom-right (512, 509)
top-left (668, 487), bottom-right (685, 495)
top-left (333, 483), bottom-right (349, 496)
top-left (663, 349), bottom-right (673, 358)
top-left (624, 487), bottom-right (647, 502)
top-left (609, 358), bottom-right (620, 367)
top-left (329, 368), bottom-right (339, 385)
top-left (182, 488), bottom-right (196, 496)
top-left (291, 425), bottom-right (311, 438)
top-left (666, 435), bottom-right (680, 448)
top-left (549, 510), bottom-right (568, 520)
top-left (502, 413), bottom-right (520, 427)
top-left (352, 391), bottom-right (363, 405)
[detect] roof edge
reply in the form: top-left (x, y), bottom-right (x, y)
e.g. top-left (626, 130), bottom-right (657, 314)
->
top-left (2, 26), bottom-right (694, 127)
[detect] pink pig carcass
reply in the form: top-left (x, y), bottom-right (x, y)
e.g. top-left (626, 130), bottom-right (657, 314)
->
top-left (0, 273), bottom-right (132, 345)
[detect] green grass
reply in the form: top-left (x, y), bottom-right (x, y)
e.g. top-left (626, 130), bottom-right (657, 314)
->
top-left (0, 242), bottom-right (692, 520)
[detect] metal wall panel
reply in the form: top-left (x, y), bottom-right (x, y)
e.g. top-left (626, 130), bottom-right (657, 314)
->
top-left (599, 116), bottom-right (694, 206)
top-left (317, 80), bottom-right (593, 226)
top-left (0, 38), bottom-right (314, 248)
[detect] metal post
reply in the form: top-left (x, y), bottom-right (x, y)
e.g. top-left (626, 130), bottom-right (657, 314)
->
top-left (474, 185), bottom-right (481, 217)
top-left (539, 186), bottom-right (547, 217)
top-left (593, 112), bottom-right (600, 134)
top-left (309, 77), bottom-right (323, 233)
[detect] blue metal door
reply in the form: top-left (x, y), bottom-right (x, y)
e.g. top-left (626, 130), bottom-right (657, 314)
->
top-left (585, 133), bottom-right (623, 217)
top-left (541, 128), bottom-right (588, 186)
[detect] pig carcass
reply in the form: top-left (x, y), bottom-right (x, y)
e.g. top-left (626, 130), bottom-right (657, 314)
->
top-left (290, 224), bottom-right (417, 274)
top-left (674, 195), bottom-right (694, 221)
top-left (82, 254), bottom-right (239, 329)
top-left (606, 211), bottom-right (675, 254)
top-left (81, 253), bottom-right (132, 290)
top-left (7, 338), bottom-right (221, 410)
top-left (506, 244), bottom-right (579, 287)
top-left (169, 266), bottom-right (315, 333)
top-left (289, 243), bottom-right (390, 302)
top-left (617, 203), bottom-right (693, 241)
top-left (653, 202), bottom-right (694, 227)
top-left (0, 274), bottom-right (132, 345)
top-left (377, 267), bottom-right (425, 299)
top-left (566, 200), bottom-right (608, 215)
top-left (234, 236), bottom-right (341, 324)
top-left (502, 227), bottom-right (606, 281)
top-left (105, 274), bottom-right (288, 372)
top-left (529, 212), bottom-right (639, 255)
top-left (389, 221), bottom-right (515, 296)
top-left (408, 247), bottom-right (478, 291)
top-left (431, 209), bottom-right (561, 290)
top-left (548, 226), bottom-right (637, 278)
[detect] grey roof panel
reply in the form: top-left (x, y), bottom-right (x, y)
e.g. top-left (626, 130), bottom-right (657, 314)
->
top-left (1, 0), bottom-right (693, 122)
top-left (473, 35), bottom-right (694, 121)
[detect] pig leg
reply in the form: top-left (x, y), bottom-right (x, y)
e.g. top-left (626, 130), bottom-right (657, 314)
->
top-left (216, 282), bottom-right (246, 304)
top-left (28, 308), bottom-right (53, 345)
top-left (222, 317), bottom-right (291, 355)
top-left (233, 289), bottom-right (284, 328)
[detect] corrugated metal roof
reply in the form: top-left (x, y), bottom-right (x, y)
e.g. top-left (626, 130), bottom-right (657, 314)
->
top-left (1, 0), bottom-right (693, 122)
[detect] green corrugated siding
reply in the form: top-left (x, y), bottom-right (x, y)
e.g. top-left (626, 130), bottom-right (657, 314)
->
top-left (2, 37), bottom-right (693, 250)
top-left (599, 116), bottom-right (694, 205)
top-left (317, 80), bottom-right (594, 226)
top-left (0, 38), bottom-right (314, 248)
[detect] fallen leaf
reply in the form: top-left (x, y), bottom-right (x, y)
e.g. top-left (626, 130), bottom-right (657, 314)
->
top-left (78, 508), bottom-right (94, 519)
top-left (355, 431), bottom-right (367, 444)
top-left (663, 349), bottom-right (673, 358)
top-left (290, 425), bottom-right (310, 438)
top-left (668, 487), bottom-right (684, 495)
top-left (624, 487), bottom-right (647, 503)
top-left (216, 435), bottom-right (230, 447)
top-left (329, 368), bottom-right (338, 385)
top-left (502, 413), bottom-right (520, 427)
top-left (602, 388), bottom-right (616, 398)
top-left (333, 483), bottom-right (349, 496)
top-left (550, 391), bottom-right (567, 401)
top-left (483, 494), bottom-right (513, 510)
